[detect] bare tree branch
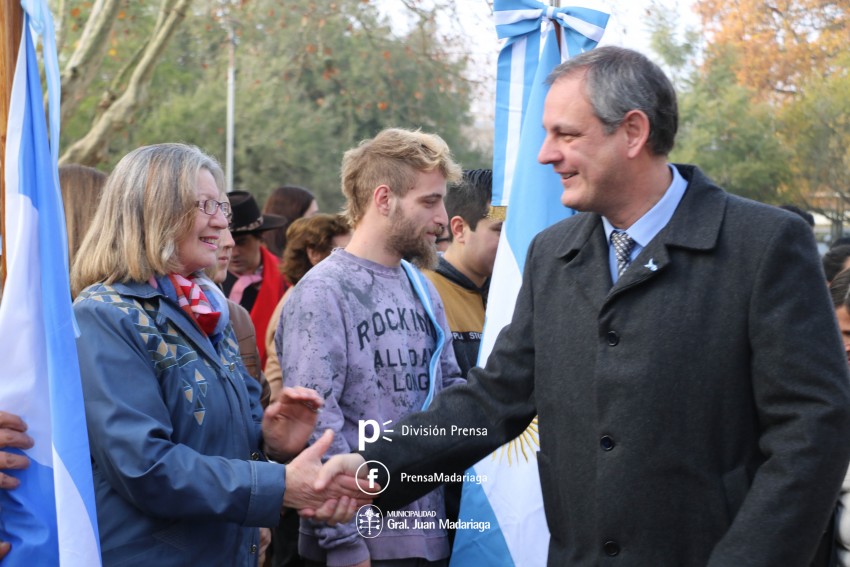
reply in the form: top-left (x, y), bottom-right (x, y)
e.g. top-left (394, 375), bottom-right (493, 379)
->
top-left (60, 0), bottom-right (192, 165)
top-left (59, 0), bottom-right (121, 124)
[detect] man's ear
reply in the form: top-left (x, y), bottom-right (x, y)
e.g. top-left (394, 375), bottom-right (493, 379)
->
top-left (450, 216), bottom-right (466, 242)
top-left (621, 109), bottom-right (651, 159)
top-left (373, 185), bottom-right (392, 216)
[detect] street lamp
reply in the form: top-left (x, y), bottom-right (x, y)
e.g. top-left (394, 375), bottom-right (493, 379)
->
top-left (219, 0), bottom-right (238, 193)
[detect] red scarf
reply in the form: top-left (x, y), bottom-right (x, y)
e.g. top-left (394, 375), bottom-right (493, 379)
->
top-left (169, 274), bottom-right (221, 336)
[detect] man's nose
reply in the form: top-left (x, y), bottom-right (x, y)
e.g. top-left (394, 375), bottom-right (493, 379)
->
top-left (538, 136), bottom-right (557, 165)
top-left (435, 203), bottom-right (449, 228)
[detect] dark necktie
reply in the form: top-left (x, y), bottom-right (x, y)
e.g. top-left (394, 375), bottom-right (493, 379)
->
top-left (611, 230), bottom-right (636, 277)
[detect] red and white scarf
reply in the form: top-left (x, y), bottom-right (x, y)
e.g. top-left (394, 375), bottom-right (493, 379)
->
top-left (168, 273), bottom-right (221, 336)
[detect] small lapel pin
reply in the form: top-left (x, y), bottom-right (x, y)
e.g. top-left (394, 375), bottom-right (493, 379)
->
top-left (644, 259), bottom-right (658, 271)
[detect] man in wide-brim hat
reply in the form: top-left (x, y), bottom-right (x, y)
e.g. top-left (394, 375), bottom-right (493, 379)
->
top-left (222, 190), bottom-right (288, 365)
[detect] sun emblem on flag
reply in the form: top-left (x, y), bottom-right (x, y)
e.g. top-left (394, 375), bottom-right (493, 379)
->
top-left (491, 416), bottom-right (540, 465)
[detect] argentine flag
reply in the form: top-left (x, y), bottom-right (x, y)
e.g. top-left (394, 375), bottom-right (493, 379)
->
top-left (450, 1), bottom-right (608, 565)
top-left (0, 1), bottom-right (101, 564)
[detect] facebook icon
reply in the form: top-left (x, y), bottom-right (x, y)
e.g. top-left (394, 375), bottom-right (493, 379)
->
top-left (367, 467), bottom-right (380, 490)
top-left (355, 460), bottom-right (390, 496)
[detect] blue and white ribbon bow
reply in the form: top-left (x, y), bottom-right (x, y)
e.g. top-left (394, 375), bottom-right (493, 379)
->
top-left (492, 0), bottom-right (609, 208)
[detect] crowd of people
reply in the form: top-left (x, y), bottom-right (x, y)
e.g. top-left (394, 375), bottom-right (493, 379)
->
top-left (2, 45), bottom-right (850, 567)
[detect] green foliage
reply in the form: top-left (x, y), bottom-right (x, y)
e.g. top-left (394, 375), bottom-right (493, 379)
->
top-left (63, 0), bottom-right (488, 210)
top-left (644, 0), bottom-right (699, 88)
top-left (680, 0), bottom-right (850, 218)
top-left (778, 54), bottom-right (850, 216)
top-left (674, 91), bottom-right (792, 204)
top-left (649, 12), bottom-right (792, 204)
top-left (58, 1), bottom-right (157, 160)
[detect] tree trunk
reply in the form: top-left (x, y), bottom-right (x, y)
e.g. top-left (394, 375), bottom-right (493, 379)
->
top-left (59, 0), bottom-right (191, 166)
top-left (59, 0), bottom-right (122, 125)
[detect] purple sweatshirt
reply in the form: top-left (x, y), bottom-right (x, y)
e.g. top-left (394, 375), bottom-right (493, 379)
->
top-left (278, 250), bottom-right (464, 567)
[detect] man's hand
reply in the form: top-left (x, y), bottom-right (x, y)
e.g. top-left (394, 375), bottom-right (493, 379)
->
top-left (0, 411), bottom-right (33, 489)
top-left (1, 411), bottom-right (33, 559)
top-left (298, 452), bottom-right (371, 522)
top-left (262, 387), bottom-right (323, 462)
top-left (315, 452), bottom-right (367, 492)
top-left (284, 430), bottom-right (371, 525)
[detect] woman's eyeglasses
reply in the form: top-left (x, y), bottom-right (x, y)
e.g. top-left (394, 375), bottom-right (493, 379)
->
top-left (196, 199), bottom-right (232, 220)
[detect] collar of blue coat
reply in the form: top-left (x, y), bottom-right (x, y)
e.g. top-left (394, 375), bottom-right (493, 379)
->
top-left (106, 278), bottom-right (232, 364)
top-left (554, 164), bottom-right (726, 261)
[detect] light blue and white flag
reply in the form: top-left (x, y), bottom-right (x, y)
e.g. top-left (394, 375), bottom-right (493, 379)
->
top-left (0, 1), bottom-right (101, 565)
top-left (451, 2), bottom-right (608, 566)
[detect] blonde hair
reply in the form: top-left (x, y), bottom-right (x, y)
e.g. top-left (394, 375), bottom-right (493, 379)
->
top-left (340, 128), bottom-right (462, 225)
top-left (71, 143), bottom-right (225, 296)
top-left (60, 164), bottom-right (107, 269)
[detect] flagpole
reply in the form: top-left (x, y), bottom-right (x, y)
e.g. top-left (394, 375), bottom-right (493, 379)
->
top-left (0, 1), bottom-right (24, 292)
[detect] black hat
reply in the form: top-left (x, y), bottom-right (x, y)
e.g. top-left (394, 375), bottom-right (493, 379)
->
top-left (228, 190), bottom-right (287, 234)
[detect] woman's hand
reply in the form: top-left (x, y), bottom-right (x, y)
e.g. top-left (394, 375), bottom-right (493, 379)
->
top-left (262, 387), bottom-right (323, 461)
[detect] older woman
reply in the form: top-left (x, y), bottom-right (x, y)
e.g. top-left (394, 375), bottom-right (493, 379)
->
top-left (71, 144), bottom-right (358, 566)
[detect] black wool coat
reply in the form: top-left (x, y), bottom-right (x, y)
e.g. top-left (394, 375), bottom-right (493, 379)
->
top-left (365, 165), bottom-right (850, 567)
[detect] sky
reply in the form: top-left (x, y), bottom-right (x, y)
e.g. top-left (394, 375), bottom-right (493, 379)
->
top-left (382, 0), bottom-right (700, 66)
top-left (451, 0), bottom-right (700, 70)
top-left (379, 0), bottom-right (700, 143)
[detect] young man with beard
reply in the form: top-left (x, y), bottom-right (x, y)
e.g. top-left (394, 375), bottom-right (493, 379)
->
top-left (278, 128), bottom-right (465, 567)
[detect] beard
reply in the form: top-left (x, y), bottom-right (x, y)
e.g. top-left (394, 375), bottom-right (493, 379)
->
top-left (386, 205), bottom-right (440, 270)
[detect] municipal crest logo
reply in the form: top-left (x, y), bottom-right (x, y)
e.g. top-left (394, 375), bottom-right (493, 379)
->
top-left (356, 504), bottom-right (383, 538)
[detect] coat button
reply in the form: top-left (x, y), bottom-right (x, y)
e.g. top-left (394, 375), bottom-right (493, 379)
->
top-left (250, 544), bottom-right (257, 553)
top-left (229, 362), bottom-right (236, 371)
top-left (604, 540), bottom-right (620, 556)
top-left (250, 452), bottom-right (261, 460)
top-left (606, 331), bottom-right (619, 346)
top-left (600, 436), bottom-right (615, 451)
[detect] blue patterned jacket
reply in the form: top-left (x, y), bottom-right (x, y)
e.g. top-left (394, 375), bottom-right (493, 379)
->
top-left (74, 280), bottom-right (286, 566)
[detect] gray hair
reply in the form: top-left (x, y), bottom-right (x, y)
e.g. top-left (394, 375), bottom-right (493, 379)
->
top-left (547, 46), bottom-right (678, 156)
top-left (72, 143), bottom-right (225, 295)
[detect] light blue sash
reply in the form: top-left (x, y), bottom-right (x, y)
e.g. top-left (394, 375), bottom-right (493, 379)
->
top-left (400, 260), bottom-right (444, 411)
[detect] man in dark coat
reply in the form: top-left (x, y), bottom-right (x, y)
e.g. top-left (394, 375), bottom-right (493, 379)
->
top-left (312, 46), bottom-right (850, 567)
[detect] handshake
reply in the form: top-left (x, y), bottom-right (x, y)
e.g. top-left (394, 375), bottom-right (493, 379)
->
top-left (281, 429), bottom-right (374, 525)
top-left (263, 388), bottom-right (377, 525)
